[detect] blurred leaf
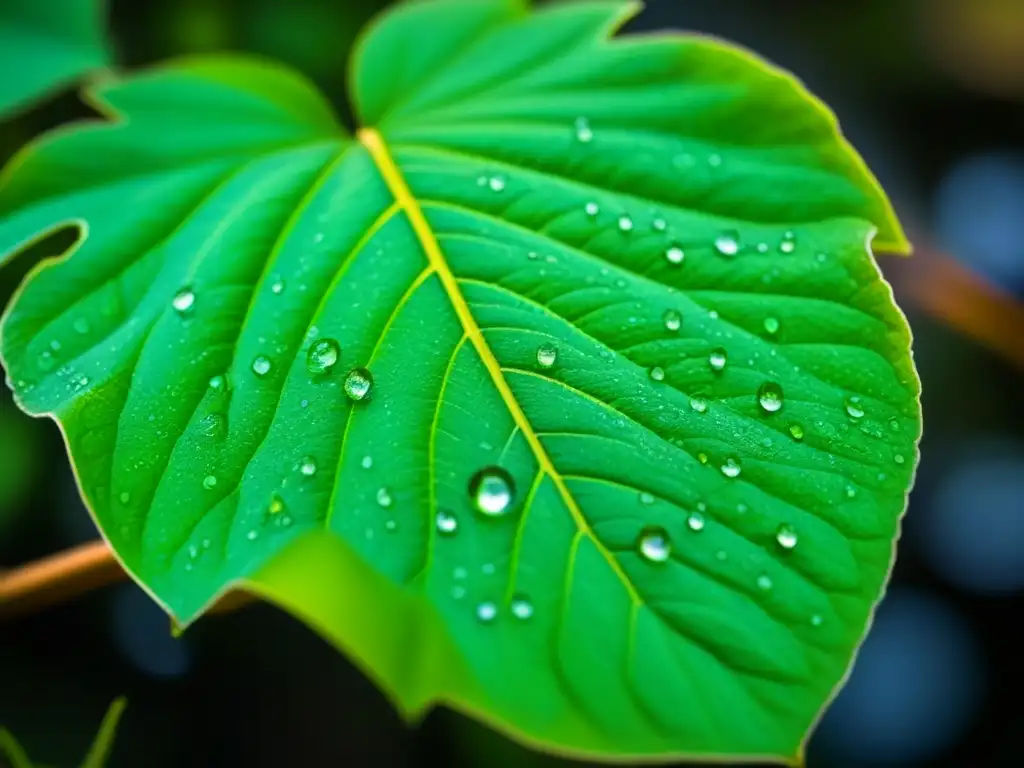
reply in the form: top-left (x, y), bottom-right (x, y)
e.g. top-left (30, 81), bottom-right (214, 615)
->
top-left (78, 697), bottom-right (126, 768)
top-left (0, 0), bottom-right (920, 762)
top-left (0, 406), bottom-right (39, 535)
top-left (0, 0), bottom-right (110, 119)
top-left (0, 727), bottom-right (34, 768)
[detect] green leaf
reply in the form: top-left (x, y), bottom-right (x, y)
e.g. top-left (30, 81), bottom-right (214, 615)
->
top-left (0, 728), bottom-right (34, 768)
top-left (0, 0), bottom-right (110, 118)
top-left (0, 0), bottom-right (920, 762)
top-left (78, 697), bottom-right (126, 768)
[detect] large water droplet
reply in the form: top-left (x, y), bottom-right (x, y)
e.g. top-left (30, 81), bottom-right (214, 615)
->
top-left (469, 466), bottom-right (515, 517)
top-left (376, 487), bottom-right (393, 508)
top-left (536, 344), bottom-right (558, 369)
top-left (690, 396), bottom-right (708, 414)
top-left (686, 512), bottom-right (706, 532)
top-left (665, 246), bottom-right (685, 266)
top-left (172, 288), bottom-right (195, 315)
top-left (488, 175), bottom-right (506, 192)
top-left (720, 458), bottom-right (742, 478)
top-left (708, 348), bottom-right (728, 372)
top-left (344, 368), bottom-right (374, 402)
top-left (763, 317), bottom-right (780, 336)
top-left (251, 355), bottom-right (272, 378)
top-left (845, 396), bottom-right (865, 420)
top-left (574, 116), bottom-right (593, 143)
top-left (757, 382), bottom-right (784, 413)
top-left (511, 596), bottom-right (534, 620)
top-left (585, 201), bottom-right (600, 217)
top-left (307, 338), bottom-right (340, 375)
top-left (298, 456), bottom-right (318, 477)
top-left (476, 601), bottom-right (498, 623)
top-left (663, 309), bottom-right (682, 332)
top-left (638, 526), bottom-right (671, 563)
top-left (714, 231), bottom-right (740, 257)
top-left (648, 366), bottom-right (665, 382)
top-left (436, 510), bottom-right (458, 536)
top-left (776, 523), bottom-right (798, 550)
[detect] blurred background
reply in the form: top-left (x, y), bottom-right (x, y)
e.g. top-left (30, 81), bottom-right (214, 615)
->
top-left (1, 0), bottom-right (1022, 766)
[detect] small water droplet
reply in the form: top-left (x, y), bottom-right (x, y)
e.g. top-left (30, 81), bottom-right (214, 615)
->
top-left (470, 466), bottom-right (515, 516)
top-left (298, 456), bottom-right (318, 477)
top-left (810, 614), bottom-right (824, 627)
top-left (652, 217), bottom-right (668, 232)
top-left (697, 452), bottom-right (709, 465)
top-left (776, 523), bottom-right (798, 550)
top-left (73, 317), bottom-right (90, 334)
top-left (361, 455), bottom-right (373, 469)
top-left (708, 153), bottom-right (722, 167)
top-left (845, 396), bottom-right (865, 420)
top-left (689, 396), bottom-right (708, 414)
top-left (246, 529), bottom-right (259, 541)
top-left (343, 368), bottom-right (374, 401)
top-left (845, 485), bottom-right (858, 499)
top-left (638, 526), bottom-right (671, 563)
top-left (639, 491), bottom-right (655, 506)
top-left (488, 175), bottom-right (506, 192)
top-left (789, 424), bottom-right (805, 441)
top-left (271, 278), bottom-right (285, 295)
top-left (665, 246), bottom-right (685, 266)
top-left (252, 355), bottom-right (272, 378)
top-left (436, 510), bottom-right (458, 535)
top-left (119, 491), bottom-right (131, 505)
top-left (889, 419), bottom-right (901, 432)
top-left (203, 475), bottom-right (218, 490)
top-left (172, 288), bottom-right (195, 315)
top-left (757, 574), bottom-right (773, 591)
top-left (663, 309), bottom-right (682, 332)
top-left (648, 366), bottom-right (665, 382)
top-left (894, 453), bottom-right (906, 465)
top-left (714, 231), bottom-right (740, 257)
top-left (209, 375), bottom-right (227, 391)
top-left (618, 215), bottom-right (634, 233)
top-left (476, 601), bottom-right (498, 623)
top-left (536, 344), bottom-right (558, 369)
top-left (376, 487), bottom-right (393, 508)
top-left (763, 317), bottom-right (780, 336)
top-left (708, 348), bottom-right (728, 372)
top-left (757, 382), bottom-right (784, 413)
top-left (720, 458), bottom-right (742, 478)
top-left (574, 116), bottom-right (593, 143)
top-left (452, 585), bottom-right (466, 600)
top-left (715, 550), bottom-right (728, 561)
top-left (779, 231), bottom-right (796, 254)
top-left (511, 596), bottom-right (534, 620)
top-left (585, 201), bottom-right (600, 217)
top-left (280, 515), bottom-right (293, 528)
top-left (686, 512), bottom-right (706, 532)
top-left (307, 338), bottom-right (341, 375)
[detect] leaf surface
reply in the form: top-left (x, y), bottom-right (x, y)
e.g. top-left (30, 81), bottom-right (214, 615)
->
top-left (0, 0), bottom-right (109, 118)
top-left (0, 0), bottom-right (920, 761)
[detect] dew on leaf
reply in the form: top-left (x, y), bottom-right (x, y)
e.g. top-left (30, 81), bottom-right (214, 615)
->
top-left (307, 338), bottom-right (340, 375)
top-left (810, 614), bottom-right (824, 627)
top-left (171, 288), bottom-right (195, 315)
top-left (697, 452), bottom-right (709, 465)
top-left (665, 246), bottom-right (685, 266)
top-left (298, 456), bottom-right (318, 477)
top-left (385, 519), bottom-right (398, 532)
top-left (757, 382), bottom-right (784, 414)
top-left (789, 424), bottom-right (805, 441)
top-left (639, 491), bottom-right (655, 506)
top-left (714, 230), bottom-right (740, 256)
top-left (648, 366), bottom-right (665, 382)
top-left (202, 475), bottom-right (217, 490)
top-left (476, 601), bottom-right (498, 623)
top-left (574, 116), bottom-right (593, 143)
top-left (708, 153), bottom-right (723, 167)
top-left (663, 309), bottom-right (682, 332)
top-left (271, 278), bottom-right (285, 295)
top-left (652, 217), bottom-right (667, 232)
top-left (361, 455), bottom-right (373, 469)
top-left (686, 512), bottom-right (706, 532)
top-left (585, 201), bottom-right (600, 217)
top-left (209, 375), bottom-right (227, 391)
top-left (268, 493), bottom-right (285, 516)
top-left (708, 348), bottom-right (728, 372)
top-left (779, 231), bottom-right (796, 254)
top-left (846, 485), bottom-right (858, 499)
top-left (720, 458), bottom-right (742, 478)
top-left (246, 529), bottom-right (259, 541)
top-left (618, 215), bottom-right (634, 232)
top-left (511, 596), bottom-right (534, 620)
top-left (638, 526), bottom-right (671, 563)
top-left (690, 396), bottom-right (708, 414)
top-left (845, 396), bottom-right (866, 420)
top-left (894, 454), bottom-right (906, 465)
top-left (776, 523), bottom-right (799, 550)
top-left (436, 510), bottom-right (458, 536)
top-left (376, 487), bottom-right (393, 508)
top-left (343, 368), bottom-right (374, 401)
top-left (536, 343), bottom-right (558, 369)
top-left (469, 466), bottom-right (515, 517)
top-left (757, 574), bottom-right (773, 591)
top-left (488, 175), bottom-right (506, 192)
top-left (118, 491), bottom-right (130, 505)
top-left (251, 355), bottom-right (272, 378)
top-left (763, 317), bottom-right (780, 336)
top-left (73, 317), bottom-right (90, 334)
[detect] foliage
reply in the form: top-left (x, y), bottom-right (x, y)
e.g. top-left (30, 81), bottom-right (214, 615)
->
top-left (0, 697), bottom-right (126, 768)
top-left (0, 0), bottom-right (920, 762)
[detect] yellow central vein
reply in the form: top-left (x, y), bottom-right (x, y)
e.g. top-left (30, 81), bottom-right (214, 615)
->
top-left (358, 128), bottom-right (640, 606)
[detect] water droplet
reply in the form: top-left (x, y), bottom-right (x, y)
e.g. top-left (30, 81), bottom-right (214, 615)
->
top-left (118, 491), bottom-right (131, 505)
top-left (715, 550), bottom-right (728, 561)
top-left (469, 466), bottom-right (515, 517)
top-left (436, 510), bottom-right (458, 535)
top-left (845, 485), bottom-right (858, 499)
top-left (756, 574), bottom-right (773, 591)
top-left (452, 585), bottom-right (466, 600)
top-left (574, 116), bottom-right (593, 143)
top-left (776, 523), bottom-right (798, 550)
top-left (648, 366), bottom-right (665, 382)
top-left (73, 317), bottom-right (90, 334)
top-left (172, 288), bottom-right (195, 314)
top-left (714, 231), bottom-right (740, 257)
top-left (307, 338), bottom-right (340, 375)
top-left (889, 419), bottom-right (901, 432)
top-left (686, 512), bottom-right (706, 532)
top-left (810, 614), bottom-right (824, 627)
top-left (637, 526), bottom-right (671, 563)
top-left (209, 375), bottom-right (227, 391)
top-left (271, 278), bottom-right (285, 295)
top-left (298, 456), bottom-right (318, 477)
top-left (789, 424), bottom-right (805, 441)
top-left (280, 515), bottom-right (293, 528)
top-left (488, 175), bottom-right (506, 192)
top-left (202, 475), bottom-right (218, 490)
top-left (708, 153), bottom-right (723, 167)
top-left (476, 601), bottom-right (498, 623)
top-left (720, 458), bottom-right (742, 478)
top-left (779, 231), bottom-right (796, 254)
top-left (652, 217), bottom-right (668, 232)
top-left (376, 487), bottom-right (393, 508)
top-left (845, 396), bottom-right (865, 420)
top-left (894, 453), bottom-right (906, 465)
top-left (246, 529), bottom-right (259, 541)
top-left (763, 317), bottom-right (780, 336)
top-left (665, 246), bottom-right (685, 266)
top-left (757, 382), bottom-right (784, 414)
top-left (697, 452), bottom-right (709, 465)
top-left (585, 201), bottom-right (600, 217)
top-left (361, 455), bottom-right (373, 469)
top-left (663, 309), bottom-right (682, 332)
top-left (689, 396), bottom-right (708, 414)
top-left (708, 348), bottom-right (728, 372)
top-left (618, 215), bottom-right (634, 232)
top-left (511, 596), bottom-right (534, 620)
top-left (252, 355), bottom-right (272, 378)
top-left (268, 493), bottom-right (285, 515)
top-left (639, 491), bottom-right (655, 506)
top-left (536, 344), bottom-right (558, 369)
top-left (343, 368), bottom-right (374, 401)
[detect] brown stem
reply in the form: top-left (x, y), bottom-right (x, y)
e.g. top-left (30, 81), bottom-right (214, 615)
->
top-left (0, 541), bottom-right (252, 619)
